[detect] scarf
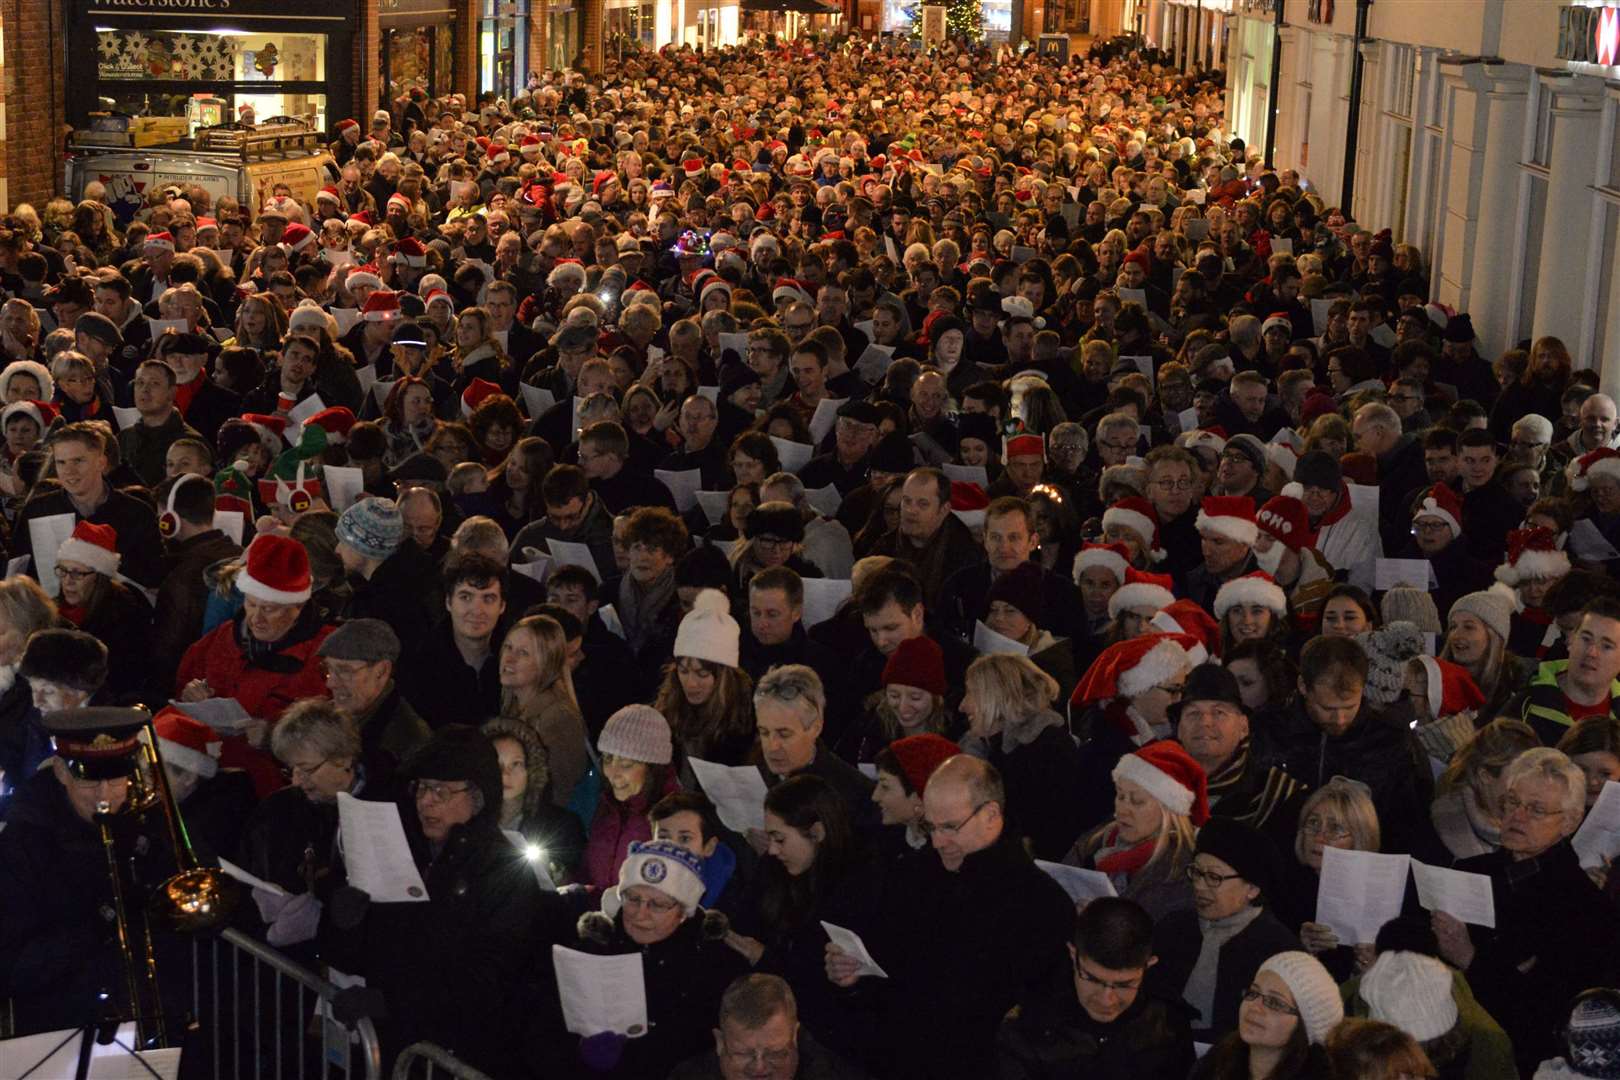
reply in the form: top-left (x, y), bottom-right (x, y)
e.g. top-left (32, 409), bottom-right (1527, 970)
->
top-left (235, 603), bottom-right (324, 670)
top-left (617, 569), bottom-right (675, 654)
top-left (1091, 824), bottom-right (1160, 877)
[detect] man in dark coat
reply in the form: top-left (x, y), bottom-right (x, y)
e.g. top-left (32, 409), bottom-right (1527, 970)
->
top-left (1351, 402), bottom-right (1431, 553)
top-left (826, 756), bottom-right (1073, 1080)
top-left (998, 898), bottom-right (1195, 1080)
top-left (151, 475), bottom-right (242, 695)
top-left (753, 663), bottom-right (876, 825)
top-left (582, 420), bottom-right (678, 516)
top-left (402, 557), bottom-right (507, 728)
top-left (157, 330), bottom-right (242, 446)
top-left (867, 468), bottom-right (985, 612)
top-left (1398, 484), bottom-right (1493, 623)
top-left (1457, 428), bottom-right (1523, 563)
top-left (935, 495), bottom-right (1085, 641)
top-left (316, 620), bottom-right (433, 797)
top-left (333, 496), bottom-right (440, 657)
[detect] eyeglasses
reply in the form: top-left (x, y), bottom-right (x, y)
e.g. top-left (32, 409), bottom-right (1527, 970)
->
top-left (1301, 815), bottom-right (1351, 839)
top-left (1157, 683), bottom-right (1187, 698)
top-left (753, 535), bottom-right (793, 550)
top-left (920, 801), bottom-right (990, 838)
top-left (1501, 792), bottom-right (1565, 820)
top-left (724, 1046), bottom-right (795, 1068)
top-left (621, 890), bottom-right (680, 915)
top-left (1242, 987), bottom-right (1299, 1015)
top-left (282, 757), bottom-right (337, 780)
top-left (1050, 440), bottom-right (1086, 453)
top-left (1074, 959), bottom-right (1143, 993)
top-left (1186, 864), bottom-right (1246, 888)
top-left (411, 780), bottom-right (472, 803)
top-left (1099, 439), bottom-right (1136, 453)
top-left (1153, 478), bottom-right (1193, 491)
top-left (54, 565), bottom-right (98, 581)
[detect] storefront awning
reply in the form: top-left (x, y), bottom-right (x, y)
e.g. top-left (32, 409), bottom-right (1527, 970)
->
top-left (741, 0), bottom-right (841, 16)
top-left (380, 0), bottom-right (458, 28)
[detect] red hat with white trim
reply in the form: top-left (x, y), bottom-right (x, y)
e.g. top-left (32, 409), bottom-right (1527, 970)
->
top-left (1256, 494), bottom-right (1314, 551)
top-left (144, 231), bottom-right (175, 252)
top-left (772, 278), bottom-right (812, 307)
top-left (1102, 496), bottom-right (1165, 562)
top-left (461, 378), bottom-right (503, 419)
top-left (391, 237), bottom-right (428, 268)
top-left (1004, 433), bottom-right (1044, 460)
top-left (57, 520), bottom-right (121, 578)
top-left (279, 222), bottom-right (315, 252)
top-left (241, 412), bottom-right (290, 450)
top-left (1411, 656), bottom-right (1486, 722)
top-left (361, 290), bottom-right (402, 322)
top-left (317, 186), bottom-right (342, 205)
top-left (1567, 447), bottom-right (1620, 492)
top-left (1150, 599), bottom-right (1222, 664)
top-left (346, 265), bottom-right (384, 293)
top-left (387, 192), bottom-right (412, 215)
top-left (236, 534), bottom-right (313, 605)
top-left (682, 158), bottom-right (706, 176)
top-left (1107, 566), bottom-right (1176, 620)
top-left (153, 706), bottom-right (221, 778)
top-left (1178, 427), bottom-right (1228, 456)
top-left (1413, 483), bottom-right (1463, 537)
top-left (337, 118), bottom-right (360, 133)
top-left (700, 277), bottom-right (733, 307)
top-left (1495, 526), bottom-right (1570, 586)
top-left (1072, 541), bottom-right (1131, 585)
top-left (1213, 571), bottom-right (1288, 620)
top-left (1, 399), bottom-right (58, 433)
top-left (304, 406), bottom-right (356, 445)
top-left (1112, 739), bottom-right (1210, 824)
top-left (1072, 633), bottom-right (1193, 707)
top-left (1195, 494), bottom-right (1258, 547)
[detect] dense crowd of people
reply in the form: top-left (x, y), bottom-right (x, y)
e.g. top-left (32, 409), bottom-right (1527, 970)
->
top-left (0, 26), bottom-right (1618, 1080)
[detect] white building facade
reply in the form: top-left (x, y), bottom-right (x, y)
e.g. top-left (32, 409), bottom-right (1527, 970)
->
top-left (1235, 0), bottom-right (1620, 392)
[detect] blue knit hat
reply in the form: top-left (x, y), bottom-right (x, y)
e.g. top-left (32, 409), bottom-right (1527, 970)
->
top-left (335, 496), bottom-right (403, 560)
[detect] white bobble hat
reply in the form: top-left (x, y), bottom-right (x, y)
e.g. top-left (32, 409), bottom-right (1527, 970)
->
top-left (673, 588), bottom-right (739, 668)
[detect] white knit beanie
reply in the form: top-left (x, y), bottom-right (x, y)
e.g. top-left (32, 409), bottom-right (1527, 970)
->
top-left (1359, 951), bottom-right (1459, 1044)
top-left (1258, 951), bottom-right (1345, 1045)
top-left (673, 588), bottom-right (739, 668)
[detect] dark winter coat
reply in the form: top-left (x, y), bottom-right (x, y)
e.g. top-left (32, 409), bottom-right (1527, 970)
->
top-left (997, 970), bottom-right (1196, 1080)
top-left (152, 530), bottom-right (242, 693)
top-left (1146, 905), bottom-right (1299, 1042)
top-left (935, 560), bottom-right (1087, 642)
top-left (72, 579), bottom-right (155, 705)
top-left (14, 485), bottom-right (167, 588)
top-left (965, 709), bottom-right (1086, 860)
top-left (670, 1028), bottom-right (867, 1079)
top-left (1460, 481), bottom-right (1523, 564)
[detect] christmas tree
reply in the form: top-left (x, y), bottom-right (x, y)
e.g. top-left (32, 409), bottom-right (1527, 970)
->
top-left (944, 0), bottom-right (983, 41)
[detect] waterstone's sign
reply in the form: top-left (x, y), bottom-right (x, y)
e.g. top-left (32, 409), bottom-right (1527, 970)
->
top-left (1558, 4), bottom-right (1620, 69)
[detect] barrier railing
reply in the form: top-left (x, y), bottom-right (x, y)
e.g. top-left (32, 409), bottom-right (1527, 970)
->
top-left (391, 1042), bottom-right (494, 1080)
top-left (191, 927), bottom-right (383, 1080)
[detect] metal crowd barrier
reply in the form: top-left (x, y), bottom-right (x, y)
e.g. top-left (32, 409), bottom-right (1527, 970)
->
top-left (191, 927), bottom-right (383, 1080)
top-left (391, 1042), bottom-right (494, 1080)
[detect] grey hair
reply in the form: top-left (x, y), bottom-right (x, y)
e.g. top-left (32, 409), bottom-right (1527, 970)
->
top-left (1357, 402), bottom-right (1401, 433)
top-left (1502, 747), bottom-right (1587, 831)
top-left (1511, 413), bottom-right (1554, 444)
top-left (271, 698), bottom-right (361, 763)
top-left (760, 471), bottom-right (805, 505)
top-left (1096, 411), bottom-right (1140, 440)
top-left (753, 663), bottom-right (825, 727)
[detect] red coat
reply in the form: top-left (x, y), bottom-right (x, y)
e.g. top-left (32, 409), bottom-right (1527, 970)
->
top-left (175, 618), bottom-right (336, 797)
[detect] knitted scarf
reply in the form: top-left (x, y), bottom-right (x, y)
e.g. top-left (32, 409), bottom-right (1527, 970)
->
top-left (617, 569), bottom-right (675, 654)
top-left (1091, 824), bottom-right (1160, 877)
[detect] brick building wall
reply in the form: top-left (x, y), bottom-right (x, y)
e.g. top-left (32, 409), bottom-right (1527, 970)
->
top-left (3, 0), bottom-right (68, 209)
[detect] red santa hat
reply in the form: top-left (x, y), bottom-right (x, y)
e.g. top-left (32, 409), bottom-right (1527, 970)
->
top-left (1256, 494), bottom-right (1314, 551)
top-left (1149, 600), bottom-right (1222, 665)
top-left (236, 533), bottom-right (314, 605)
top-left (304, 406), bottom-right (356, 445)
top-left (682, 158), bottom-right (706, 176)
top-left (317, 186), bottom-right (342, 205)
top-left (387, 192), bottom-right (413, 215)
top-left (1178, 427), bottom-right (1228, 456)
top-left (949, 481), bottom-right (990, 529)
top-left (1411, 656), bottom-right (1486, 723)
top-left (461, 378), bottom-right (503, 419)
top-left (1413, 483), bottom-right (1463, 538)
top-left (153, 706), bottom-right (221, 779)
top-left (1495, 526), bottom-right (1571, 586)
top-left (241, 412), bottom-right (290, 450)
top-left (700, 277), bottom-right (733, 307)
top-left (592, 170), bottom-right (618, 196)
top-left (1261, 312), bottom-right (1294, 337)
top-left (1112, 740), bottom-right (1210, 824)
top-left (1072, 541), bottom-right (1131, 584)
top-left (1567, 447), bottom-right (1620, 492)
top-left (336, 118), bottom-right (360, 133)
top-left (1213, 571), bottom-right (1288, 620)
top-left (346, 265), bottom-right (384, 293)
top-left (1004, 433), bottom-right (1044, 460)
top-left (56, 520), bottom-right (121, 578)
top-left (361, 290), bottom-right (402, 322)
top-left (1195, 495), bottom-right (1259, 547)
top-left (391, 237), bottom-right (428, 268)
top-left (1102, 496), bottom-right (1166, 562)
top-left (279, 222), bottom-right (315, 252)
top-left (772, 278), bottom-right (813, 307)
top-left (1107, 566), bottom-right (1176, 620)
top-left (144, 231), bottom-right (175, 252)
top-left (1072, 633), bottom-right (1193, 706)
top-left (424, 288), bottom-right (455, 311)
top-left (2, 399), bottom-right (58, 433)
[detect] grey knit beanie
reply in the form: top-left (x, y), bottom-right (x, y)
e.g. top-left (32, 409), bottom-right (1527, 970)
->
top-left (335, 496), bottom-right (404, 561)
top-left (1356, 621), bottom-right (1426, 706)
top-left (1258, 951), bottom-right (1345, 1045)
top-left (1448, 584), bottom-right (1517, 645)
top-left (1381, 586), bottom-right (1441, 636)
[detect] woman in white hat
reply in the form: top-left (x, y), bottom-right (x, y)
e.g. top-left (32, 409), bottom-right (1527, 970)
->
top-left (1194, 951), bottom-right (1343, 1080)
top-left (654, 588), bottom-right (755, 771)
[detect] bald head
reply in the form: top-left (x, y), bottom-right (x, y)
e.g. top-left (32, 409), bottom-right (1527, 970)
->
top-left (1580, 393), bottom-right (1618, 450)
top-left (922, 756), bottom-right (1005, 870)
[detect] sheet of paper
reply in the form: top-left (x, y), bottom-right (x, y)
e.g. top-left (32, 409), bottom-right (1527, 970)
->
top-left (1346, 482), bottom-right (1381, 524)
top-left (1270, 426), bottom-right (1305, 450)
top-left (1183, 188), bottom-right (1208, 206)
top-left (504, 829), bottom-right (557, 890)
top-left (1165, 408), bottom-right (1186, 434)
top-left (1411, 860), bottom-right (1495, 927)
top-left (323, 249), bottom-right (353, 269)
top-left (353, 364), bottom-right (378, 399)
top-left (1122, 354), bottom-right (1155, 381)
top-left (322, 465), bottom-right (366, 512)
top-left (553, 945), bottom-right (648, 1037)
top-left (1370, 323), bottom-right (1397, 349)
top-left (212, 248), bottom-right (238, 268)
top-left (857, 762), bottom-right (879, 780)
top-left (770, 437), bottom-right (814, 473)
top-left (1569, 518), bottom-right (1620, 562)
top-left (697, 385), bottom-right (718, 403)
top-left (5, 554), bottom-right (30, 578)
top-left (29, 512), bottom-right (77, 597)
top-left (854, 343), bottom-right (895, 382)
top-left (943, 463), bottom-right (990, 487)
top-left (284, 394), bottom-right (327, 446)
top-left (708, 538), bottom-right (739, 561)
top-left (1060, 203), bottom-right (1081, 227)
top-left (695, 489), bottom-right (730, 527)
top-left (371, 378), bottom-right (397, 411)
top-left (88, 1048), bottom-right (182, 1080)
top-left (717, 332), bottom-right (750, 360)
top-left (1310, 298), bottom-right (1335, 337)
top-left (171, 696), bottom-right (255, 734)
top-left (337, 792), bottom-right (428, 903)
top-left (853, 319), bottom-right (875, 340)
top-left (521, 382), bottom-right (557, 419)
top-left (1116, 287), bottom-right (1147, 310)
top-left (597, 603), bottom-right (625, 640)
top-left (212, 510), bottom-right (245, 545)
top-left (511, 550), bottom-right (551, 586)
top-left (809, 398), bottom-right (846, 445)
top-left (804, 484), bottom-right (842, 519)
top-left (884, 233), bottom-right (900, 261)
top-left (1270, 237), bottom-right (1294, 256)
top-left (801, 577), bottom-right (852, 629)
top-left (112, 405), bottom-right (141, 430)
top-left (1374, 558), bottom-right (1435, 592)
top-left (953, 509), bottom-right (986, 530)
top-left (571, 396), bottom-right (588, 438)
top-left (1315, 847), bottom-right (1410, 946)
top-left (821, 921), bottom-right (888, 979)
top-left (1010, 245), bottom-right (1037, 265)
top-left (653, 468), bottom-right (702, 513)
top-left (0, 1026), bottom-right (95, 1077)
top-left (974, 620), bottom-right (1031, 656)
top-left (546, 538), bottom-right (601, 582)
top-left (1573, 780), bottom-right (1620, 870)
top-left (1035, 860), bottom-right (1118, 905)
top-left (147, 317), bottom-right (187, 339)
top-left (1177, 406), bottom-right (1200, 433)
top-left (1183, 218), bottom-right (1212, 243)
top-left (331, 307), bottom-right (362, 336)
top-left (689, 757), bottom-right (770, 834)
top-left (218, 856), bottom-right (287, 897)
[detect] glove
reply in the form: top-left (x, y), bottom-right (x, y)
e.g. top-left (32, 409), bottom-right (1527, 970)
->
top-left (580, 1031), bottom-right (626, 1072)
top-left (330, 985), bottom-right (387, 1025)
top-left (1415, 710), bottom-right (1477, 764)
top-left (266, 892), bottom-right (322, 947)
top-left (252, 886), bottom-right (292, 926)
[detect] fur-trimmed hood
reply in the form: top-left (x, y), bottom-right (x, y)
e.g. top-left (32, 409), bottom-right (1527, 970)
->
top-left (577, 906), bottom-right (730, 947)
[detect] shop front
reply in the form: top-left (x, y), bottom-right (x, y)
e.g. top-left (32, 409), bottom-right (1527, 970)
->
top-left (479, 0), bottom-right (529, 99)
top-left (66, 0), bottom-right (358, 136)
top-left (381, 0), bottom-right (457, 102)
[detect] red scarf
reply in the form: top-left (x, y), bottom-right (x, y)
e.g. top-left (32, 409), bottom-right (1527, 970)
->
top-left (174, 374), bottom-right (204, 417)
top-left (1092, 824), bottom-right (1160, 878)
top-left (59, 603), bottom-right (88, 627)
